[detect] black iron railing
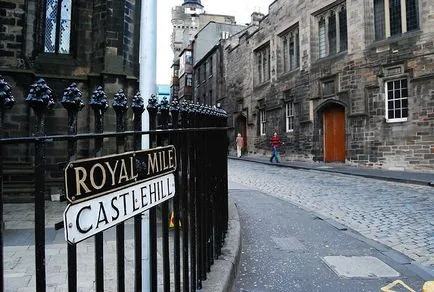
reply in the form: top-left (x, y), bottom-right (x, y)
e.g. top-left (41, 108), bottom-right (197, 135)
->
top-left (0, 77), bottom-right (228, 292)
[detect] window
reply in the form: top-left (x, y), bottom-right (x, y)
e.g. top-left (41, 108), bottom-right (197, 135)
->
top-left (44, 0), bottom-right (72, 54)
top-left (281, 27), bottom-right (299, 73)
top-left (317, 4), bottom-right (347, 58)
top-left (255, 45), bottom-right (270, 84)
top-left (322, 79), bottom-right (336, 96)
top-left (209, 57), bottom-right (213, 77)
top-left (385, 78), bottom-right (408, 122)
top-left (374, 0), bottom-right (419, 40)
top-left (285, 102), bottom-right (295, 132)
top-left (259, 110), bottom-right (266, 136)
top-left (186, 74), bottom-right (193, 87)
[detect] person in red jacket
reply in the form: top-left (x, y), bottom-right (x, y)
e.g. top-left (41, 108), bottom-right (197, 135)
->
top-left (270, 132), bottom-right (283, 163)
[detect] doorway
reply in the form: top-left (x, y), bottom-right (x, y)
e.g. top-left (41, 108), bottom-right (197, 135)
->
top-left (235, 114), bottom-right (247, 153)
top-left (323, 105), bottom-right (346, 162)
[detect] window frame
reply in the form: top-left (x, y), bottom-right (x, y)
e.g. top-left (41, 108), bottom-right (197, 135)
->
top-left (281, 26), bottom-right (300, 73)
top-left (259, 109), bottom-right (266, 136)
top-left (374, 0), bottom-right (419, 41)
top-left (316, 3), bottom-right (347, 59)
top-left (44, 0), bottom-right (73, 54)
top-left (255, 44), bottom-right (271, 85)
top-left (384, 77), bottom-right (409, 123)
top-left (285, 102), bottom-right (295, 132)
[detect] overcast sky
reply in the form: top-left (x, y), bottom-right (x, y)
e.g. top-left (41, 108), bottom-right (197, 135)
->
top-left (156, 0), bottom-right (273, 84)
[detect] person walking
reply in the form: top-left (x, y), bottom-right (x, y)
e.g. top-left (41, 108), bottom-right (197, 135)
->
top-left (270, 132), bottom-right (283, 163)
top-left (236, 133), bottom-right (244, 158)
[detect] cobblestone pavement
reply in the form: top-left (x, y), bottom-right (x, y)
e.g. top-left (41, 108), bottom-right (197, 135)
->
top-left (228, 160), bottom-right (434, 271)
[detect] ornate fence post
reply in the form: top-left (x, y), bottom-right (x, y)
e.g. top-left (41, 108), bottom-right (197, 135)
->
top-left (112, 88), bottom-right (128, 292)
top-left (61, 82), bottom-right (83, 292)
top-left (146, 93), bottom-right (158, 291)
top-left (25, 78), bottom-right (56, 292)
top-left (179, 100), bottom-right (190, 290)
top-left (89, 85), bottom-right (108, 291)
top-left (131, 91), bottom-right (144, 291)
top-left (0, 75), bottom-right (15, 292)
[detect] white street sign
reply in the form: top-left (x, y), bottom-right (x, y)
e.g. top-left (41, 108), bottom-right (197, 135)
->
top-left (64, 173), bottom-right (175, 244)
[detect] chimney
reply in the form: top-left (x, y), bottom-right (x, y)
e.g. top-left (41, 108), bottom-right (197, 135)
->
top-left (251, 12), bottom-right (264, 26)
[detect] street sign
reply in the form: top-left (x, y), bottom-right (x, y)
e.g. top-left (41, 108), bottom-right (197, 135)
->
top-left (64, 173), bottom-right (175, 244)
top-left (64, 145), bottom-right (176, 203)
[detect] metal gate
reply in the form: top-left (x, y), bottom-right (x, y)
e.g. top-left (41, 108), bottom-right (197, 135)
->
top-left (0, 77), bottom-right (229, 291)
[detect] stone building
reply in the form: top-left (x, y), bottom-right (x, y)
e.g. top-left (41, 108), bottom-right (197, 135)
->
top-left (193, 21), bottom-right (247, 106)
top-left (222, 0), bottom-right (434, 171)
top-left (170, 0), bottom-right (244, 103)
top-left (0, 0), bottom-right (142, 200)
top-left (171, 0), bottom-right (236, 60)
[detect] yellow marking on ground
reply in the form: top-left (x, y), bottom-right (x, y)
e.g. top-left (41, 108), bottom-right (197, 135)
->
top-left (423, 281), bottom-right (434, 292)
top-left (380, 279), bottom-right (416, 292)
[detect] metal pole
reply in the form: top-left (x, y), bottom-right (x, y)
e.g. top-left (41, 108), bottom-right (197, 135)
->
top-left (139, 0), bottom-right (157, 290)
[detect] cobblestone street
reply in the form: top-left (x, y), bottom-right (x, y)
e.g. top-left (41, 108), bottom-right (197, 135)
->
top-left (228, 160), bottom-right (434, 271)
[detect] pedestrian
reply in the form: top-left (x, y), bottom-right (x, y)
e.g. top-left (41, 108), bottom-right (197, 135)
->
top-left (270, 132), bottom-right (283, 163)
top-left (236, 133), bottom-right (244, 158)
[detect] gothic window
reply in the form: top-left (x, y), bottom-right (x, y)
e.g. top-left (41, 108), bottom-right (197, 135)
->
top-left (385, 78), bottom-right (408, 122)
top-left (281, 26), bottom-right (299, 73)
top-left (316, 4), bottom-right (347, 58)
top-left (255, 44), bottom-right (270, 84)
top-left (374, 0), bottom-right (419, 40)
top-left (44, 0), bottom-right (72, 54)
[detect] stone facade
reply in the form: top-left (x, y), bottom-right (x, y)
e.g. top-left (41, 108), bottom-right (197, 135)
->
top-left (0, 0), bottom-right (142, 200)
top-left (221, 0), bottom-right (434, 172)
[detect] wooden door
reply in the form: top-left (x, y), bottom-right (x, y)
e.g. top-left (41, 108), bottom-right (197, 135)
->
top-left (323, 106), bottom-right (345, 162)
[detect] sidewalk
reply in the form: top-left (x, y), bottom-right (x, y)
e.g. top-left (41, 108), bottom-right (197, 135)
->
top-left (230, 154), bottom-right (434, 187)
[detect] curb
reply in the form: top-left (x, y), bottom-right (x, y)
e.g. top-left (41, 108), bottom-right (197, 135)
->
top-left (201, 197), bottom-right (241, 292)
top-left (229, 156), bottom-right (434, 187)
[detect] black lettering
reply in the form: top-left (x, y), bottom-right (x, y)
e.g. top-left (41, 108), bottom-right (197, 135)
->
top-left (132, 190), bottom-right (140, 211)
top-left (141, 185), bottom-right (148, 207)
top-left (161, 180), bottom-right (166, 199)
top-left (76, 205), bottom-right (92, 233)
top-left (96, 202), bottom-right (109, 228)
top-left (166, 177), bottom-right (173, 196)
top-left (119, 192), bottom-right (129, 216)
top-left (111, 197), bottom-right (119, 220)
top-left (149, 182), bottom-right (157, 204)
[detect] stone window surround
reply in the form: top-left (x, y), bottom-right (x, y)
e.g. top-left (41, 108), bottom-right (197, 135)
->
top-left (279, 24), bottom-right (300, 74)
top-left (259, 109), bottom-right (266, 136)
top-left (315, 2), bottom-right (347, 59)
top-left (381, 74), bottom-right (409, 123)
top-left (254, 43), bottom-right (271, 86)
top-left (285, 102), bottom-right (295, 133)
top-left (373, 0), bottom-right (419, 40)
top-left (320, 74), bottom-right (339, 97)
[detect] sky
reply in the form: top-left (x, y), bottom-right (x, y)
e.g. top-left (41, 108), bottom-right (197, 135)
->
top-left (156, 0), bottom-right (273, 84)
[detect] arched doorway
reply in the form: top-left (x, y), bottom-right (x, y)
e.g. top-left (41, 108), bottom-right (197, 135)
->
top-left (322, 105), bottom-right (346, 162)
top-left (235, 114), bottom-right (247, 153)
